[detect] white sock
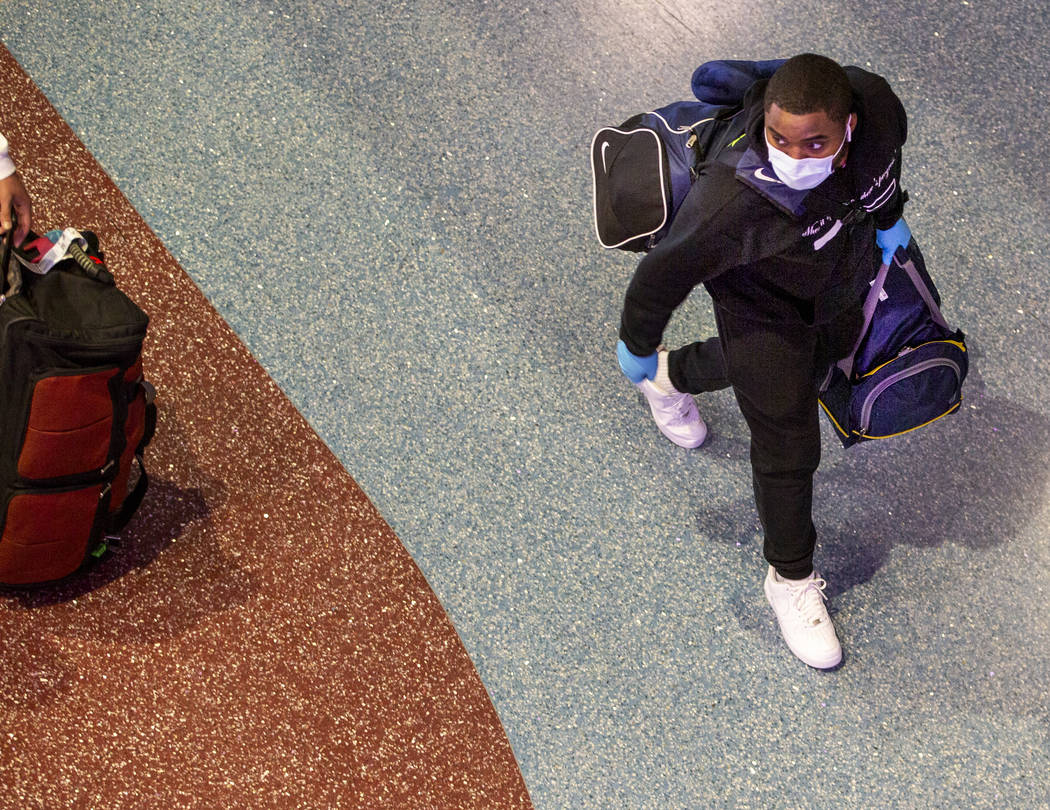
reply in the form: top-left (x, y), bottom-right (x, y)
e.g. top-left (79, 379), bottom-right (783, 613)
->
top-left (653, 350), bottom-right (679, 394)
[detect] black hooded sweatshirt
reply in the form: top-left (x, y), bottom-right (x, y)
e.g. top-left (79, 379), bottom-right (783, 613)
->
top-left (619, 66), bottom-right (908, 357)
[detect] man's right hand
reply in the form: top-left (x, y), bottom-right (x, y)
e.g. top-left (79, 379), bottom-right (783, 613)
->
top-left (617, 340), bottom-right (658, 383)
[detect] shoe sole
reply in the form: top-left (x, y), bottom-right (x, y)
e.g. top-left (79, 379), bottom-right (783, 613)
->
top-left (654, 417), bottom-right (707, 448)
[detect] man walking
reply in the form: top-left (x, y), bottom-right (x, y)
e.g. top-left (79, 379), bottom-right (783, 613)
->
top-left (617, 54), bottom-right (912, 669)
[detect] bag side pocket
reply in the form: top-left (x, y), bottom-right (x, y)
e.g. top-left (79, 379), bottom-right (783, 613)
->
top-left (16, 367), bottom-right (119, 481)
top-left (853, 339), bottom-right (967, 440)
top-left (0, 483), bottom-right (108, 586)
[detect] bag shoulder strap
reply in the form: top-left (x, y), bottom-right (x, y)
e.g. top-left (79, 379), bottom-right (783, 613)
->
top-left (899, 252), bottom-right (950, 331)
top-left (108, 380), bottom-right (157, 535)
top-left (836, 259), bottom-right (892, 379)
top-left (836, 245), bottom-right (953, 379)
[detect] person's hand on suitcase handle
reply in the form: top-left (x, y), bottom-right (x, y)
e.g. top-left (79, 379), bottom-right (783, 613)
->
top-left (0, 174), bottom-right (33, 248)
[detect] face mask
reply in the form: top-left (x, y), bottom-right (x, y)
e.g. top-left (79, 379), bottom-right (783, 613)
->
top-left (766, 120), bottom-right (851, 190)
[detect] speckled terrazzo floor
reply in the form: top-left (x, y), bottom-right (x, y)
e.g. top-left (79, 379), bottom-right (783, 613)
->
top-left (0, 46), bottom-right (530, 809)
top-left (2, 0), bottom-right (1050, 808)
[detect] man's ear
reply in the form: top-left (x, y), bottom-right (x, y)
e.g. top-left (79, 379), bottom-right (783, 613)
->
top-left (849, 112), bottom-right (858, 136)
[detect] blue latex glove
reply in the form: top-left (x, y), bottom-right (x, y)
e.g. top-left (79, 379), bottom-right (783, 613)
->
top-left (875, 218), bottom-right (911, 265)
top-left (617, 340), bottom-right (657, 383)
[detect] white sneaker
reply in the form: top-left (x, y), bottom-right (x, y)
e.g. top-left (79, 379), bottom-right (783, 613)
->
top-left (635, 351), bottom-right (706, 448)
top-left (763, 566), bottom-right (842, 670)
top-left (636, 379), bottom-right (707, 447)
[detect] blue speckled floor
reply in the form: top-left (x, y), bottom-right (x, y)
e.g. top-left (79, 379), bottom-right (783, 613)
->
top-left (3, 0), bottom-right (1049, 806)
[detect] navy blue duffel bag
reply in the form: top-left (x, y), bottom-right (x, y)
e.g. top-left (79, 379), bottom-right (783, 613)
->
top-left (589, 59), bottom-right (786, 252)
top-left (818, 241), bottom-right (968, 448)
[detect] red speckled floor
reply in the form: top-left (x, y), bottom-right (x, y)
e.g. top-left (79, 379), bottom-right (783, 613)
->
top-left (0, 44), bottom-right (531, 809)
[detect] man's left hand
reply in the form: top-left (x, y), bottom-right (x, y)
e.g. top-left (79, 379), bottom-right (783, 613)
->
top-left (875, 217), bottom-right (911, 266)
top-left (0, 171), bottom-right (33, 246)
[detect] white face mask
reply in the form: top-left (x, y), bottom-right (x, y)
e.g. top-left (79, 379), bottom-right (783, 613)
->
top-left (766, 120), bottom-right (851, 190)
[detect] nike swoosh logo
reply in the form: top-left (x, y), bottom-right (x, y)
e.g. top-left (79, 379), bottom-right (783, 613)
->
top-left (754, 167), bottom-right (781, 184)
top-left (601, 141), bottom-right (611, 173)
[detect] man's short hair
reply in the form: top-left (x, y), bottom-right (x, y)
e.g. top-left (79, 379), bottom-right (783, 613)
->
top-left (764, 54), bottom-right (853, 124)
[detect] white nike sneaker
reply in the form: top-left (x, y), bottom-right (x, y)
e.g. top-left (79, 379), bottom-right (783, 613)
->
top-left (763, 566), bottom-right (842, 670)
top-left (635, 351), bottom-right (707, 448)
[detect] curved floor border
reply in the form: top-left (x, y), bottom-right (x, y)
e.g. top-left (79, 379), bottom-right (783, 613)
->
top-left (0, 44), bottom-right (531, 809)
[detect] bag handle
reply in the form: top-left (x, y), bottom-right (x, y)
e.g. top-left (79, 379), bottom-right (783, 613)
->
top-left (835, 245), bottom-right (954, 380)
top-left (836, 257), bottom-right (892, 379)
top-left (1, 211), bottom-right (15, 299)
top-left (66, 238), bottom-right (115, 285)
top-left (898, 253), bottom-right (951, 332)
top-left (8, 225), bottom-right (115, 285)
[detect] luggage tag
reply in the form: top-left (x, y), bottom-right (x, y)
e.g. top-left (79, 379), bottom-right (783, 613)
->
top-left (14, 228), bottom-right (92, 274)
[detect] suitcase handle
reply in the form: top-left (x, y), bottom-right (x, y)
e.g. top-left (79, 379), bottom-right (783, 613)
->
top-left (66, 239), bottom-right (115, 285)
top-left (4, 222), bottom-right (116, 286)
top-left (1, 211), bottom-right (15, 299)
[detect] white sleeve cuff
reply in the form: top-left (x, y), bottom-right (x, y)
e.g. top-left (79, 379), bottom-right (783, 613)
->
top-left (0, 133), bottom-right (15, 180)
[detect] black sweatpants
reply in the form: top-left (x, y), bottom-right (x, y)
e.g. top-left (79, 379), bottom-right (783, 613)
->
top-left (667, 305), bottom-right (863, 579)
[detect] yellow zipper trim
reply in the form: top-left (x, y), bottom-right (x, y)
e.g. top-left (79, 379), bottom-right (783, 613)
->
top-left (817, 398), bottom-right (850, 438)
top-left (857, 399), bottom-right (963, 440)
